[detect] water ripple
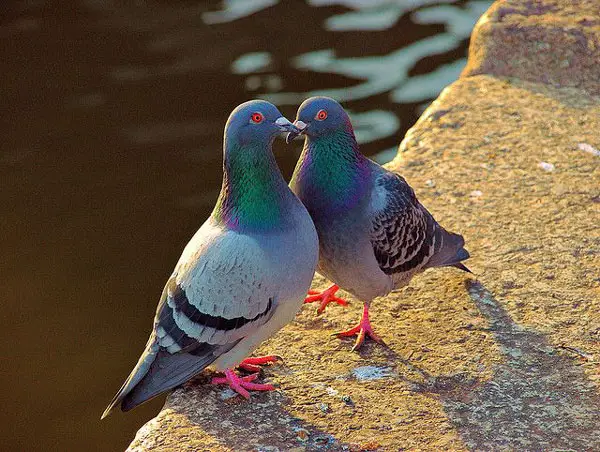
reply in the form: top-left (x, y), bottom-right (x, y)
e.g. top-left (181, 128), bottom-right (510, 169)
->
top-left (231, 52), bottom-right (273, 74)
top-left (203, 0), bottom-right (279, 25)
top-left (414, 1), bottom-right (492, 37)
top-left (263, 33), bottom-right (463, 105)
top-left (391, 58), bottom-right (466, 103)
top-left (323, 0), bottom-right (455, 31)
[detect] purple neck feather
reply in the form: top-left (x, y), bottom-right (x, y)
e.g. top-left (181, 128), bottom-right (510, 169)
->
top-left (291, 126), bottom-right (369, 217)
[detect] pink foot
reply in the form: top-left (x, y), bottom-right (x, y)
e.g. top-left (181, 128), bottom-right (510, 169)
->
top-left (304, 284), bottom-right (349, 314)
top-left (336, 304), bottom-right (385, 351)
top-left (211, 369), bottom-right (275, 399)
top-left (238, 355), bottom-right (279, 373)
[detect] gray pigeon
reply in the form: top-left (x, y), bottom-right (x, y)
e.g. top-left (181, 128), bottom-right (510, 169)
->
top-left (102, 100), bottom-right (318, 418)
top-left (287, 97), bottom-right (470, 351)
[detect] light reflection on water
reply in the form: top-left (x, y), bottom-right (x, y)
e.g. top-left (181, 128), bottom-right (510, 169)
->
top-left (230, 0), bottom-right (491, 161)
top-left (265, 34), bottom-right (462, 105)
top-left (317, 0), bottom-right (457, 31)
top-left (97, 0), bottom-right (490, 162)
top-left (1, 0), bottom-right (491, 450)
top-left (392, 57), bottom-right (467, 103)
top-left (203, 0), bottom-right (279, 24)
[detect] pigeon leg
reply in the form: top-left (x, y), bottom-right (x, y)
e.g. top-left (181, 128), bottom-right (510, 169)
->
top-left (335, 303), bottom-right (385, 351)
top-left (211, 369), bottom-right (275, 399)
top-left (304, 284), bottom-right (348, 314)
top-left (238, 355), bottom-right (279, 372)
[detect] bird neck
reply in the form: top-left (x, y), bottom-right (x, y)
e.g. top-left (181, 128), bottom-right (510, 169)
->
top-left (291, 129), bottom-right (369, 214)
top-left (212, 141), bottom-right (288, 232)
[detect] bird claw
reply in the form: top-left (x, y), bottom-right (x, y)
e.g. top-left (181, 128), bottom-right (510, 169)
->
top-left (304, 284), bottom-right (348, 314)
top-left (238, 355), bottom-right (280, 372)
top-left (335, 304), bottom-right (385, 351)
top-left (211, 369), bottom-right (275, 399)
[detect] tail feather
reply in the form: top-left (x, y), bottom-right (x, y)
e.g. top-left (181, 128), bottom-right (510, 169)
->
top-left (102, 337), bottom-right (238, 419)
top-left (428, 225), bottom-right (470, 270)
top-left (121, 346), bottom-right (220, 412)
top-left (446, 247), bottom-right (470, 268)
top-left (101, 335), bottom-right (160, 419)
top-left (452, 262), bottom-right (472, 273)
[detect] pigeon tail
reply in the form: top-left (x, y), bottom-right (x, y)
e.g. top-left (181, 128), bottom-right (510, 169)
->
top-left (120, 345), bottom-right (224, 412)
top-left (450, 248), bottom-right (472, 273)
top-left (101, 334), bottom-right (160, 419)
top-left (102, 335), bottom-right (238, 418)
top-left (452, 261), bottom-right (472, 273)
top-left (428, 227), bottom-right (470, 270)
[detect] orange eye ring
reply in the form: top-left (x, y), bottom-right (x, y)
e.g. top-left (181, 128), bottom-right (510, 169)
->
top-left (251, 112), bottom-right (264, 123)
top-left (315, 109), bottom-right (327, 121)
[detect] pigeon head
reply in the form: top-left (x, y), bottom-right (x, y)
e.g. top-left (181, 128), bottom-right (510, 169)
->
top-left (225, 100), bottom-right (298, 148)
top-left (286, 96), bottom-right (351, 143)
top-left (215, 100), bottom-right (299, 232)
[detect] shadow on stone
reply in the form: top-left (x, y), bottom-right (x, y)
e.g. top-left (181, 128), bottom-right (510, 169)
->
top-left (423, 280), bottom-right (600, 450)
top-left (152, 372), bottom-right (351, 452)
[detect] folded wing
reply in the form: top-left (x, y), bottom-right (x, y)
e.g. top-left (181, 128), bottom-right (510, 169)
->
top-left (368, 170), bottom-right (468, 277)
top-left (102, 222), bottom-right (278, 417)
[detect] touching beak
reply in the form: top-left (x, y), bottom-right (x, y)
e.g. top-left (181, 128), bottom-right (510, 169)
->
top-left (275, 117), bottom-right (300, 135)
top-left (285, 120), bottom-right (308, 144)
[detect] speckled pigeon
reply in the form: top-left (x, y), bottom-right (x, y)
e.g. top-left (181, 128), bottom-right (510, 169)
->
top-left (102, 100), bottom-right (318, 418)
top-left (287, 97), bottom-right (470, 351)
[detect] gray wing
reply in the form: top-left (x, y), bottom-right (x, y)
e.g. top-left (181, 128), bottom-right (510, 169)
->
top-left (368, 171), bottom-right (466, 276)
top-left (102, 222), bottom-right (278, 417)
top-left (102, 311), bottom-right (241, 418)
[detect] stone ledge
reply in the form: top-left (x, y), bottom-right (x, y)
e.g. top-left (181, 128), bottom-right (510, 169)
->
top-left (462, 0), bottom-right (600, 95)
top-left (125, 1), bottom-right (600, 450)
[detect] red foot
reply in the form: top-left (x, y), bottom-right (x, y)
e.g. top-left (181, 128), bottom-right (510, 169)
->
top-left (238, 355), bottom-right (279, 373)
top-left (336, 304), bottom-right (385, 351)
top-left (211, 369), bottom-right (275, 399)
top-left (304, 284), bottom-right (349, 314)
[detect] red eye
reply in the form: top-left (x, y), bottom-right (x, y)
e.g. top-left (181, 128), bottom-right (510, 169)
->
top-left (315, 109), bottom-right (327, 121)
top-left (251, 112), bottom-right (264, 123)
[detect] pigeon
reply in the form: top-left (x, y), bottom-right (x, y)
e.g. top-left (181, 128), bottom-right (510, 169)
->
top-left (287, 97), bottom-right (470, 351)
top-left (102, 100), bottom-right (318, 418)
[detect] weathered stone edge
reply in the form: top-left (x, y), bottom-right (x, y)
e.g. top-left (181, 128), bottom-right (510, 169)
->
top-left (462, 0), bottom-right (600, 95)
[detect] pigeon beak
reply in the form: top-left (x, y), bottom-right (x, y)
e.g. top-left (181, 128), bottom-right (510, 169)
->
top-left (275, 117), bottom-right (299, 135)
top-left (285, 120), bottom-right (308, 144)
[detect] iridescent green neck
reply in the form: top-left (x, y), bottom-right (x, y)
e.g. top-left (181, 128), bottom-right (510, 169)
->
top-left (212, 142), bottom-right (287, 232)
top-left (291, 129), bottom-right (368, 213)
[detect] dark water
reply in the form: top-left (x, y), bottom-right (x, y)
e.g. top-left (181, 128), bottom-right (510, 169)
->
top-left (0, 0), bottom-right (490, 450)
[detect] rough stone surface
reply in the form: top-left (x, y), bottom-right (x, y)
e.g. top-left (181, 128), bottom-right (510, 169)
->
top-left (462, 0), bottom-right (600, 95)
top-left (127, 1), bottom-right (600, 450)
